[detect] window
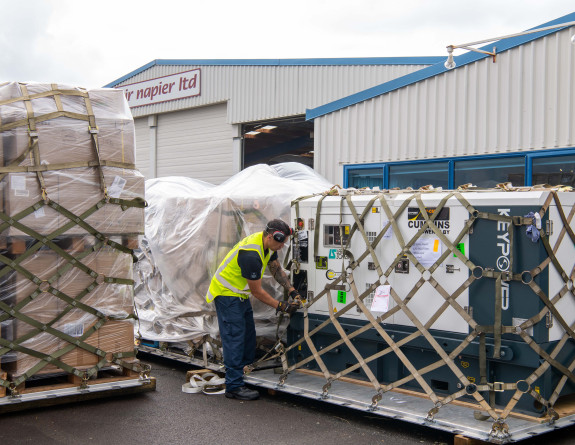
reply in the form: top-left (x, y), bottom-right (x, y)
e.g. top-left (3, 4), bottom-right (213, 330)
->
top-left (389, 162), bottom-right (448, 189)
top-left (347, 168), bottom-right (383, 189)
top-left (532, 155), bottom-right (575, 187)
top-left (455, 158), bottom-right (524, 188)
top-left (343, 149), bottom-right (575, 190)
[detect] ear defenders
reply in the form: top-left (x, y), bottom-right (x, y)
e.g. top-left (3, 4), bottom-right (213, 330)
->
top-left (266, 225), bottom-right (293, 243)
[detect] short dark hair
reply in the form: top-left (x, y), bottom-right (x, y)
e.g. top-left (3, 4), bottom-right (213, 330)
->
top-left (265, 219), bottom-right (290, 237)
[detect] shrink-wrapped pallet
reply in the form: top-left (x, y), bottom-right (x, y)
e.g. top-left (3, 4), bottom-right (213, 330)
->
top-left (0, 82), bottom-right (143, 383)
top-left (135, 163), bottom-right (332, 347)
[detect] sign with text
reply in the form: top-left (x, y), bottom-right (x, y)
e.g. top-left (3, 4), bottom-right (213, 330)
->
top-left (118, 69), bottom-right (201, 108)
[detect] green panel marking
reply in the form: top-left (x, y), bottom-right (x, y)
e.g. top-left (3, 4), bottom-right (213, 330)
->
top-left (454, 243), bottom-right (465, 257)
top-left (315, 256), bottom-right (328, 269)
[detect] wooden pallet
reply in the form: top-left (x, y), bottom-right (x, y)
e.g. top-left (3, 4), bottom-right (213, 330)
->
top-left (0, 372), bottom-right (5, 398)
top-left (6, 367), bottom-right (140, 397)
top-left (454, 434), bottom-right (489, 445)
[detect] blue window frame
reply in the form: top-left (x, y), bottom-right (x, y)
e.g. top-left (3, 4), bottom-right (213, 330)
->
top-left (455, 157), bottom-right (525, 188)
top-left (532, 155), bottom-right (575, 187)
top-left (389, 161), bottom-right (449, 189)
top-left (347, 167), bottom-right (384, 189)
top-left (343, 148), bottom-right (575, 190)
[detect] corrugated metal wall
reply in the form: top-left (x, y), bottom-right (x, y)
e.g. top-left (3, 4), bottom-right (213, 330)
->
top-left (116, 64), bottom-right (429, 123)
top-left (314, 28), bottom-right (575, 184)
top-left (134, 117), bottom-right (150, 177)
top-left (155, 103), bottom-right (234, 183)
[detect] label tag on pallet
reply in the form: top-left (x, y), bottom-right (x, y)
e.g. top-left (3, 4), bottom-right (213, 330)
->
top-left (412, 237), bottom-right (442, 267)
top-left (109, 176), bottom-right (127, 198)
top-left (370, 285), bottom-right (390, 312)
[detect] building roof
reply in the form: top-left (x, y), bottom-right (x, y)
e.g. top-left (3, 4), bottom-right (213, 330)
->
top-left (103, 57), bottom-right (444, 88)
top-left (305, 12), bottom-right (575, 121)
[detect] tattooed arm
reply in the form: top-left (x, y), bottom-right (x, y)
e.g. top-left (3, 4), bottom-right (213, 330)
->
top-left (267, 259), bottom-right (295, 293)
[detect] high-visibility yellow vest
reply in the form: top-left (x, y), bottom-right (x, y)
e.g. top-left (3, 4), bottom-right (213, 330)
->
top-left (206, 231), bottom-right (272, 303)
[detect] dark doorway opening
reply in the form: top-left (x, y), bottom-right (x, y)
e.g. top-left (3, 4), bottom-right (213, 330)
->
top-left (242, 116), bottom-right (314, 169)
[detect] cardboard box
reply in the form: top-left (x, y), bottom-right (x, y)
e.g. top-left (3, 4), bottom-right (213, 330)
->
top-left (2, 250), bottom-right (63, 376)
top-left (58, 320), bottom-right (100, 370)
top-left (3, 247), bottom-right (135, 377)
top-left (0, 167), bottom-right (145, 237)
top-left (48, 248), bottom-right (134, 371)
top-left (59, 320), bottom-right (135, 370)
top-left (99, 321), bottom-right (135, 359)
top-left (4, 250), bottom-right (73, 376)
top-left (6, 331), bottom-right (64, 376)
top-left (0, 83), bottom-right (135, 167)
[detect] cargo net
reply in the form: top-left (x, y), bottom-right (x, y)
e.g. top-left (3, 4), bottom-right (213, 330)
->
top-left (276, 187), bottom-right (575, 439)
top-left (0, 82), bottom-right (148, 393)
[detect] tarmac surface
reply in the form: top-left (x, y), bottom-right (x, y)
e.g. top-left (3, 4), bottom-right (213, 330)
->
top-left (0, 353), bottom-right (574, 445)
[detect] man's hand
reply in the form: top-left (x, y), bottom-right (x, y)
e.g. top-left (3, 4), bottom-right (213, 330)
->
top-left (276, 301), bottom-right (299, 315)
top-left (289, 289), bottom-right (302, 304)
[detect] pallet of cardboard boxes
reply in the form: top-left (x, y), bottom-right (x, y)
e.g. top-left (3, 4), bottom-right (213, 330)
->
top-left (0, 81), bottom-right (148, 399)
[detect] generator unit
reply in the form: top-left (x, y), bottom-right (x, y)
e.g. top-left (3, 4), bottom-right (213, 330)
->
top-left (287, 189), bottom-right (575, 415)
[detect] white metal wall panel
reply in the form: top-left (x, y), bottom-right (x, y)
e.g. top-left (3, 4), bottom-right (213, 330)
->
top-left (134, 117), bottom-right (150, 177)
top-left (116, 64), bottom-right (430, 123)
top-left (155, 103), bottom-right (233, 184)
top-left (315, 28), bottom-right (575, 185)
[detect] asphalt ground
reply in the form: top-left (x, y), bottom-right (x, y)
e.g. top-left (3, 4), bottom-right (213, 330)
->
top-left (0, 354), bottom-right (574, 445)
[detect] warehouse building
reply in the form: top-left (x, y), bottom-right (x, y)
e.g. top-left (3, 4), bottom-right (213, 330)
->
top-left (105, 58), bottom-right (443, 184)
top-left (307, 12), bottom-right (575, 188)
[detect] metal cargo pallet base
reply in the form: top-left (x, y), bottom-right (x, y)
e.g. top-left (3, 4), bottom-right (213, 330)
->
top-left (138, 344), bottom-right (223, 372)
top-left (0, 377), bottom-right (156, 414)
top-left (244, 369), bottom-right (575, 444)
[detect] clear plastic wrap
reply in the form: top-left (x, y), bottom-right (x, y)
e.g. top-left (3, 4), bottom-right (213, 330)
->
top-left (1, 246), bottom-right (135, 375)
top-left (1, 167), bottom-right (145, 236)
top-left (0, 82), bottom-right (141, 379)
top-left (135, 163), bottom-right (333, 344)
top-left (0, 82), bottom-right (134, 166)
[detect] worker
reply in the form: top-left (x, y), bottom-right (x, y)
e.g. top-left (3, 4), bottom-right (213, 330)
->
top-left (206, 218), bottom-right (301, 401)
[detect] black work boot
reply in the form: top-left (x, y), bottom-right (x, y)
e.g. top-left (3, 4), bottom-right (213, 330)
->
top-left (225, 386), bottom-right (260, 400)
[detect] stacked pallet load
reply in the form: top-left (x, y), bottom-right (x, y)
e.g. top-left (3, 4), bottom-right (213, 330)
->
top-left (0, 82), bottom-right (146, 395)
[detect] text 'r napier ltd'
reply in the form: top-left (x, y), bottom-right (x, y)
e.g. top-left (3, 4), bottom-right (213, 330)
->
top-left (123, 72), bottom-right (200, 104)
top-left (126, 74), bottom-right (198, 101)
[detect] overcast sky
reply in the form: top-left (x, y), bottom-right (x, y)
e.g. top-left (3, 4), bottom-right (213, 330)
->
top-left (1, 0), bottom-right (574, 89)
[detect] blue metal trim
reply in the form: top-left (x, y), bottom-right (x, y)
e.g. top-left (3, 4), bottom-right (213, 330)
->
top-left (306, 12), bottom-right (575, 121)
top-left (343, 148), bottom-right (575, 169)
top-left (448, 160), bottom-right (455, 189)
top-left (383, 164), bottom-right (389, 189)
top-left (343, 147), bottom-right (575, 188)
top-left (153, 57), bottom-right (444, 66)
top-left (525, 156), bottom-right (532, 186)
top-left (387, 158), bottom-right (454, 166)
top-left (526, 147), bottom-right (575, 158)
top-left (103, 57), bottom-right (444, 88)
top-left (344, 163), bottom-right (385, 171)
